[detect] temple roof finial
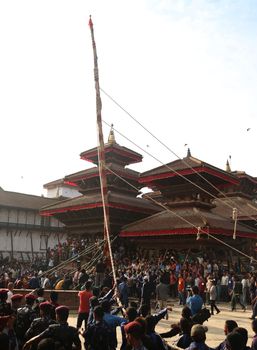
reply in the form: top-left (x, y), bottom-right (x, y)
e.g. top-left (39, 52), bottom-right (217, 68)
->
top-left (187, 148), bottom-right (191, 157)
top-left (108, 124), bottom-right (116, 144)
top-left (226, 159), bottom-right (231, 172)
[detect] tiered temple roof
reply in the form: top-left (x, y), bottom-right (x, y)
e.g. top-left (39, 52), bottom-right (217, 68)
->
top-left (120, 151), bottom-right (257, 243)
top-left (40, 128), bottom-right (160, 235)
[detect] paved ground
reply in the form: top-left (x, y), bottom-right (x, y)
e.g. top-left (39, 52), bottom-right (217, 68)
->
top-left (69, 301), bottom-right (255, 349)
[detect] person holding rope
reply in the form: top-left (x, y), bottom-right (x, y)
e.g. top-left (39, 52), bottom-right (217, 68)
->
top-left (101, 299), bottom-right (126, 350)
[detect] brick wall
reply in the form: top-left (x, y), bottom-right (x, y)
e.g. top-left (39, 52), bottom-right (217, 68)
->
top-left (14, 289), bottom-right (79, 310)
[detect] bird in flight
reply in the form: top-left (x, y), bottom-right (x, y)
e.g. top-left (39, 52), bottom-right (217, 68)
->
top-left (247, 128), bottom-right (251, 131)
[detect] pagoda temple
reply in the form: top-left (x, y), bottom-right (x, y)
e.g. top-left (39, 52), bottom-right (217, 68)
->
top-left (40, 128), bottom-right (160, 237)
top-left (120, 150), bottom-right (257, 257)
top-left (212, 169), bottom-right (257, 230)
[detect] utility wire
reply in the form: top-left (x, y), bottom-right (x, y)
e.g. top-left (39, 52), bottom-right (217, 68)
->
top-left (101, 88), bottom-right (257, 226)
top-left (104, 119), bottom-right (255, 224)
top-left (104, 164), bottom-right (257, 263)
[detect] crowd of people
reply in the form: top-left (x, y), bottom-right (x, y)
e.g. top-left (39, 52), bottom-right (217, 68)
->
top-left (0, 280), bottom-right (257, 350)
top-left (45, 237), bottom-right (102, 268)
top-left (0, 241), bottom-right (257, 349)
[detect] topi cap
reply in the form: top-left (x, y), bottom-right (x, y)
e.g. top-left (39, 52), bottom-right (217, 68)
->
top-left (124, 321), bottom-right (143, 335)
top-left (11, 294), bottom-right (24, 301)
top-left (25, 294), bottom-right (36, 301)
top-left (191, 324), bottom-right (208, 337)
top-left (39, 301), bottom-right (52, 311)
top-left (55, 305), bottom-right (69, 316)
top-left (0, 289), bottom-right (9, 296)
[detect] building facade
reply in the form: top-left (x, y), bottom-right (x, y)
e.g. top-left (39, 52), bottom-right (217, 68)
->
top-left (0, 188), bottom-right (65, 261)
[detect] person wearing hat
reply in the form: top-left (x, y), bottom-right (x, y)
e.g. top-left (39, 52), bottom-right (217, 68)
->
top-left (0, 289), bottom-right (12, 316)
top-left (24, 301), bottom-right (56, 341)
top-left (187, 324), bottom-right (210, 350)
top-left (23, 305), bottom-right (81, 350)
top-left (124, 320), bottom-right (150, 350)
top-left (10, 294), bottom-right (23, 315)
top-left (14, 293), bottom-right (37, 347)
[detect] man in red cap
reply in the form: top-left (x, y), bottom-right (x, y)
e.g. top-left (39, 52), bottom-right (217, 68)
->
top-left (25, 301), bottom-right (56, 341)
top-left (15, 293), bottom-right (37, 347)
top-left (23, 305), bottom-right (81, 350)
top-left (0, 289), bottom-right (12, 317)
top-left (124, 321), bottom-right (149, 350)
top-left (10, 294), bottom-right (23, 315)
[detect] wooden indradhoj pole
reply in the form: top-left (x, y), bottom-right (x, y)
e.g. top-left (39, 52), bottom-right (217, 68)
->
top-left (88, 16), bottom-right (119, 290)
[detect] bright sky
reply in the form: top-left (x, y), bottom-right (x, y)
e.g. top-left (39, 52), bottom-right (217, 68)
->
top-left (0, 0), bottom-right (256, 196)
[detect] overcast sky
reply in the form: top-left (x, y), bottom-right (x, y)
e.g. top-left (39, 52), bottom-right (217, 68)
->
top-left (0, 0), bottom-right (256, 196)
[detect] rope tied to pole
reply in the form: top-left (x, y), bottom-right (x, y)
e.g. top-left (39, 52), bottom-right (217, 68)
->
top-left (232, 208), bottom-right (238, 240)
top-left (196, 227), bottom-right (201, 240)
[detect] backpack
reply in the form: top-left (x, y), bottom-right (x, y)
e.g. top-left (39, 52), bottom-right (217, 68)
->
top-left (191, 308), bottom-right (211, 324)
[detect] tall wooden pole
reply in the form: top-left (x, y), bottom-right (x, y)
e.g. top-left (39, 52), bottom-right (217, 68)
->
top-left (88, 16), bottom-right (118, 286)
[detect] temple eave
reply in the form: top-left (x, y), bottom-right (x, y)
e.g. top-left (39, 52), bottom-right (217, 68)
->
top-left (40, 202), bottom-right (157, 216)
top-left (120, 228), bottom-right (257, 239)
top-left (139, 167), bottom-right (240, 185)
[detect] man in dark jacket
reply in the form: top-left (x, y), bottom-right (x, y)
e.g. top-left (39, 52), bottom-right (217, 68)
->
top-left (23, 305), bottom-right (81, 350)
top-left (25, 301), bottom-right (56, 340)
top-left (83, 305), bottom-right (113, 350)
top-left (141, 276), bottom-right (152, 310)
top-left (15, 294), bottom-right (37, 348)
top-left (0, 289), bottom-right (12, 316)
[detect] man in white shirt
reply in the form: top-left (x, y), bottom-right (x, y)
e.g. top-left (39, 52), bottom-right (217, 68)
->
top-left (42, 275), bottom-right (51, 289)
top-left (241, 274), bottom-right (250, 307)
top-left (220, 272), bottom-right (229, 302)
top-left (209, 280), bottom-right (220, 315)
top-left (7, 282), bottom-right (14, 303)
